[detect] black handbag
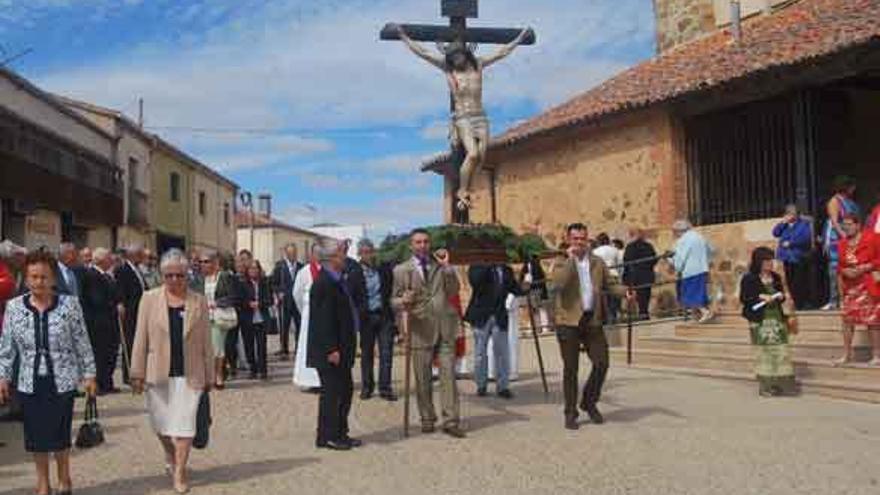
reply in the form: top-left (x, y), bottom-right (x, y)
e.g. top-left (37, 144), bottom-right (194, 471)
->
top-left (193, 392), bottom-right (211, 450)
top-left (75, 397), bottom-right (104, 449)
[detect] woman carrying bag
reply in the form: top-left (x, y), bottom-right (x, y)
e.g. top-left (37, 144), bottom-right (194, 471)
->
top-left (198, 251), bottom-right (238, 389)
top-left (130, 249), bottom-right (214, 494)
top-left (740, 247), bottom-right (797, 397)
top-left (0, 250), bottom-right (97, 495)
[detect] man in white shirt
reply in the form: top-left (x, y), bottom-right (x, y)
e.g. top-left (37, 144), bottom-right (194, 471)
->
top-left (550, 223), bottom-right (632, 430)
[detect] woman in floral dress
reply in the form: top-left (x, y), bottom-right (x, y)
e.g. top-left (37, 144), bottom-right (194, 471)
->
top-left (740, 247), bottom-right (797, 396)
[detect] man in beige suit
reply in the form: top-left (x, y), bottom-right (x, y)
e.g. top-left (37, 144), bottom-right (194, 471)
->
top-left (550, 223), bottom-right (632, 431)
top-left (392, 228), bottom-right (465, 438)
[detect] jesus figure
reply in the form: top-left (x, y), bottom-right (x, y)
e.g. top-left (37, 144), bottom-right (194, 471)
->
top-left (394, 24), bottom-right (531, 212)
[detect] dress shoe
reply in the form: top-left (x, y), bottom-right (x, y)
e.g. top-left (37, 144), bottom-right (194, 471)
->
top-left (316, 439), bottom-right (352, 451)
top-left (260, 373), bottom-right (269, 381)
top-left (442, 425), bottom-right (466, 439)
top-left (497, 389), bottom-right (514, 400)
top-left (476, 387), bottom-right (488, 397)
top-left (379, 391), bottom-right (398, 402)
top-left (421, 423), bottom-right (436, 434)
top-left (360, 389), bottom-right (373, 400)
top-left (565, 417), bottom-right (580, 430)
top-left (306, 387), bottom-right (322, 394)
top-left (342, 436), bottom-right (363, 448)
top-left (584, 403), bottom-right (605, 424)
top-left (249, 372), bottom-right (258, 380)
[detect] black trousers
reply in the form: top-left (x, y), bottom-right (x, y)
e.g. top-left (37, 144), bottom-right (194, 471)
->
top-left (635, 287), bottom-right (652, 319)
top-left (278, 301), bottom-right (301, 355)
top-left (557, 312), bottom-right (609, 419)
top-left (359, 312), bottom-right (395, 394)
top-left (225, 326), bottom-right (240, 370)
top-left (241, 321), bottom-right (268, 375)
top-left (316, 367), bottom-right (353, 443)
top-left (784, 259), bottom-right (813, 310)
top-left (106, 326), bottom-right (122, 391)
top-left (120, 316), bottom-right (135, 384)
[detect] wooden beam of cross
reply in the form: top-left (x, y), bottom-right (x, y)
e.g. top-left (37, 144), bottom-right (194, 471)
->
top-left (380, 0), bottom-right (536, 45)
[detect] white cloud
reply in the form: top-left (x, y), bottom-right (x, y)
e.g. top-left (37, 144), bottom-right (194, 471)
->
top-left (420, 120), bottom-right (449, 141)
top-left (35, 0), bottom-right (655, 131)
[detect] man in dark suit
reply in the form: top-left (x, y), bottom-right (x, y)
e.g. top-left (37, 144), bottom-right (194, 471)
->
top-left (271, 244), bottom-right (304, 360)
top-left (465, 263), bottom-right (526, 399)
top-left (54, 242), bottom-right (86, 297)
top-left (353, 239), bottom-right (396, 401)
top-left (80, 248), bottom-right (124, 394)
top-left (115, 245), bottom-right (147, 384)
top-left (622, 228), bottom-right (659, 320)
top-left (308, 241), bottom-right (360, 451)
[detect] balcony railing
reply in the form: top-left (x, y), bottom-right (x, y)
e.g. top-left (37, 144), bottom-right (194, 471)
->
top-left (0, 108), bottom-right (123, 200)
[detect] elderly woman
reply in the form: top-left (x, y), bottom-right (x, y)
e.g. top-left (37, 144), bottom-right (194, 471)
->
top-left (836, 213), bottom-right (880, 366)
top-left (199, 250), bottom-right (239, 389)
top-left (131, 249), bottom-right (213, 494)
top-left (740, 247), bottom-right (796, 397)
top-left (822, 176), bottom-right (861, 310)
top-left (0, 250), bottom-right (97, 495)
top-left (672, 220), bottom-right (715, 323)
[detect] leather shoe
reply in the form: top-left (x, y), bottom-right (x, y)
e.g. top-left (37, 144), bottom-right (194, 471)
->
top-left (379, 391), bottom-right (398, 402)
top-left (565, 417), bottom-right (580, 430)
top-left (316, 439), bottom-right (352, 451)
top-left (584, 403), bottom-right (605, 424)
top-left (343, 436), bottom-right (363, 448)
top-left (442, 425), bottom-right (466, 439)
top-left (360, 389), bottom-right (373, 400)
top-left (497, 389), bottom-right (514, 399)
top-left (421, 423), bottom-right (436, 434)
top-left (476, 387), bottom-right (487, 397)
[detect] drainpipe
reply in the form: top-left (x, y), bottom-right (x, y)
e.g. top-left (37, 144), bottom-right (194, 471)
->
top-left (730, 1), bottom-right (742, 43)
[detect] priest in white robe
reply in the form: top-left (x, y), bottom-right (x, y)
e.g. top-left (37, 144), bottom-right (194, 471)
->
top-left (292, 253), bottom-right (322, 389)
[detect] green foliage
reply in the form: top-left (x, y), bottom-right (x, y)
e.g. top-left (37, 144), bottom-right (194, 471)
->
top-left (376, 224), bottom-right (549, 265)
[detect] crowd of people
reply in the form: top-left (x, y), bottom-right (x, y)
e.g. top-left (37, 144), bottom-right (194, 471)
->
top-left (1, 185), bottom-right (879, 492)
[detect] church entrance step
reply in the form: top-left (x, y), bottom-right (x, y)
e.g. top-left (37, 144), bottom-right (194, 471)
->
top-left (635, 336), bottom-right (873, 362)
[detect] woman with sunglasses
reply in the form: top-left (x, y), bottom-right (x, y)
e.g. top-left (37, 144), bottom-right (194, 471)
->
top-left (130, 249), bottom-right (213, 494)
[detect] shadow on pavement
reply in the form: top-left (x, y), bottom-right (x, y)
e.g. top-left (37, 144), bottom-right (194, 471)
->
top-left (0, 457), bottom-right (320, 495)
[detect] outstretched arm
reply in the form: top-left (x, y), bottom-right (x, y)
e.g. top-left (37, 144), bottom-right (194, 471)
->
top-left (394, 24), bottom-right (446, 70)
top-left (481, 28), bottom-right (530, 68)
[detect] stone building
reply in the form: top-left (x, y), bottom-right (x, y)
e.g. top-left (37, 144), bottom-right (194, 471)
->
top-left (0, 68), bottom-right (122, 250)
top-left (152, 138), bottom-right (238, 255)
top-left (423, 0), bottom-right (880, 310)
top-left (235, 195), bottom-right (329, 270)
top-left (56, 96), bottom-right (155, 251)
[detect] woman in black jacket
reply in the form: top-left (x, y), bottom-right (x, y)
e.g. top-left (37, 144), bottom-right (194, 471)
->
top-left (740, 247), bottom-right (797, 397)
top-left (240, 261), bottom-right (272, 380)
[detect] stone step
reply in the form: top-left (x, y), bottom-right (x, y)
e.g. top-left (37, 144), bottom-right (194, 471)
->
top-left (607, 361), bottom-right (880, 404)
top-left (609, 347), bottom-right (880, 391)
top-left (674, 323), bottom-right (871, 345)
top-left (712, 310), bottom-right (844, 328)
top-left (635, 336), bottom-right (873, 361)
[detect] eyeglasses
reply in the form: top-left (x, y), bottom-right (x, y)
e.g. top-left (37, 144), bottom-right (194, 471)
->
top-left (163, 273), bottom-right (187, 280)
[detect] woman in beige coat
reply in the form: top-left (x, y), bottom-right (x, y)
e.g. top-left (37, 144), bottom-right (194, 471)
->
top-left (130, 249), bottom-right (213, 494)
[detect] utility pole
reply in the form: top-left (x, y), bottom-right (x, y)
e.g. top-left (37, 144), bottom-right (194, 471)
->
top-left (138, 98), bottom-right (144, 129)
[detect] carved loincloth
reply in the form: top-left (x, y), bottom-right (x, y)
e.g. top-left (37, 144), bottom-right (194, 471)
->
top-left (449, 111), bottom-right (490, 146)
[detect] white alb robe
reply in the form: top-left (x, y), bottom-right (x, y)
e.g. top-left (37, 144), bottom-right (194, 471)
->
top-left (292, 266), bottom-right (321, 388)
top-left (488, 294), bottom-right (520, 381)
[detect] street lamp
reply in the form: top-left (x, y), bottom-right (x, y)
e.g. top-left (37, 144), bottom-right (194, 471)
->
top-left (239, 191), bottom-right (254, 254)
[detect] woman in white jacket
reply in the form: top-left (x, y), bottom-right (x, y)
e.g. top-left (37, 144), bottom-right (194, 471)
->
top-left (291, 248), bottom-right (321, 390)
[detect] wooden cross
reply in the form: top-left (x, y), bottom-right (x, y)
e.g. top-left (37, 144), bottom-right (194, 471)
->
top-left (380, 0), bottom-right (536, 46)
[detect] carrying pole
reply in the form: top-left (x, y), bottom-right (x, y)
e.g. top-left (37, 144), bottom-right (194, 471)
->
top-left (402, 310), bottom-right (413, 437)
top-left (524, 294), bottom-right (549, 397)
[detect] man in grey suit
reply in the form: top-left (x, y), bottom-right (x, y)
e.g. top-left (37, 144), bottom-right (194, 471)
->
top-left (392, 228), bottom-right (465, 438)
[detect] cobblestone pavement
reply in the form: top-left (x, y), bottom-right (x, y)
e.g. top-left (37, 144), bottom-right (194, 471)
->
top-left (1, 335), bottom-right (879, 495)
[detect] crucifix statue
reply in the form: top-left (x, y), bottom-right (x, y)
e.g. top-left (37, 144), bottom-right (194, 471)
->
top-left (382, 0), bottom-right (535, 222)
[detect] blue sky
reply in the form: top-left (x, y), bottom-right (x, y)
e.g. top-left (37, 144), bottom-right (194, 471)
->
top-left (1, 0), bottom-right (655, 237)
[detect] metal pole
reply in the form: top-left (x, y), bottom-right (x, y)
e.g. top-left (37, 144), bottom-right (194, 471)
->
top-left (626, 304), bottom-right (633, 366)
top-left (524, 294), bottom-right (549, 397)
top-left (402, 310), bottom-right (413, 437)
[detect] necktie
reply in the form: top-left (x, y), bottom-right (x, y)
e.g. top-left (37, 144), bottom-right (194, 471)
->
top-left (419, 258), bottom-right (429, 282)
